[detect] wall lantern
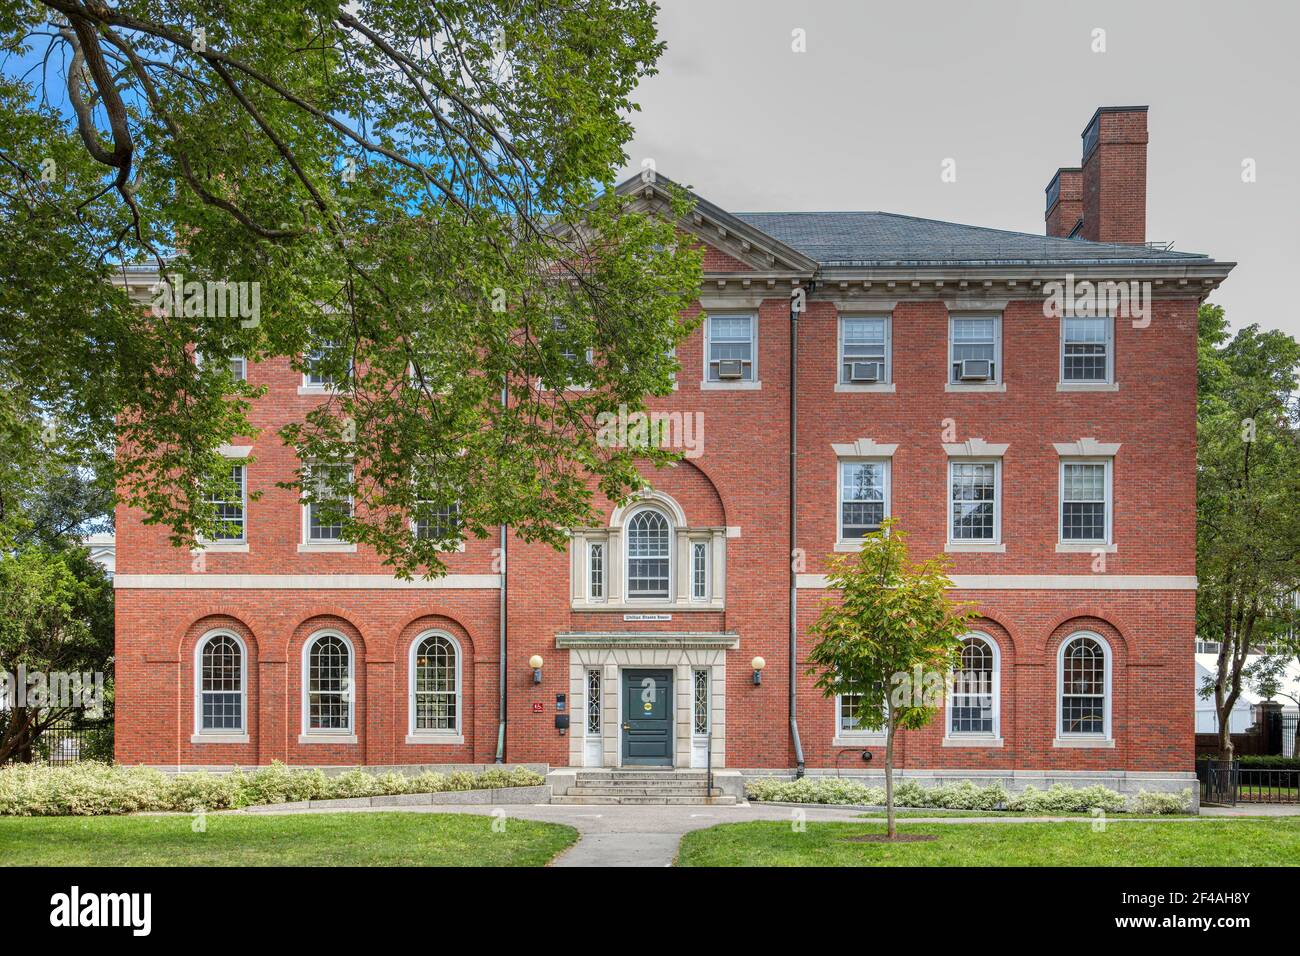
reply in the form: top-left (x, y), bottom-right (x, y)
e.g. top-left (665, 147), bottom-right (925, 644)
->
top-left (751, 656), bottom-right (766, 686)
top-left (529, 654), bottom-right (545, 684)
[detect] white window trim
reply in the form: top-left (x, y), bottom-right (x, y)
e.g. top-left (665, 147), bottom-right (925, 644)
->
top-left (300, 630), bottom-right (357, 741)
top-left (1057, 457), bottom-right (1114, 549)
top-left (191, 629), bottom-right (249, 743)
top-left (837, 313), bottom-right (893, 390)
top-left (410, 502), bottom-right (467, 553)
top-left (702, 312), bottom-right (760, 389)
top-left (1058, 313), bottom-right (1116, 389)
top-left (835, 458), bottom-right (891, 551)
top-left (1054, 631), bottom-right (1113, 746)
top-left (300, 462), bottom-right (357, 552)
top-left (833, 689), bottom-right (886, 746)
top-left (199, 461), bottom-right (249, 552)
top-left (691, 667), bottom-right (711, 738)
top-left (947, 311), bottom-right (1003, 389)
top-left (944, 631), bottom-right (1002, 745)
top-left (689, 537), bottom-right (711, 602)
top-left (300, 341), bottom-right (346, 393)
top-left (624, 505), bottom-right (674, 603)
top-left (946, 458), bottom-right (1003, 551)
top-left (587, 540), bottom-right (607, 603)
top-left (569, 491), bottom-right (725, 612)
top-left (405, 630), bottom-right (464, 745)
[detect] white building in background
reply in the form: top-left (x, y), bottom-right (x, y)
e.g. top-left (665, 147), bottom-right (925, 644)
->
top-left (1194, 652), bottom-right (1299, 733)
top-left (83, 533), bottom-right (115, 579)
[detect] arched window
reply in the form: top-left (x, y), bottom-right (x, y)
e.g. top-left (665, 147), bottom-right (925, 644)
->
top-left (1058, 632), bottom-right (1111, 738)
top-left (410, 632), bottom-right (460, 735)
top-left (948, 633), bottom-right (999, 737)
top-left (303, 632), bottom-right (353, 734)
top-left (626, 508), bottom-right (671, 599)
top-left (195, 631), bottom-right (245, 734)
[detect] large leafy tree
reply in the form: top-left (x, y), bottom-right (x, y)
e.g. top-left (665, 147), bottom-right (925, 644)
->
top-left (1196, 303), bottom-right (1300, 760)
top-left (807, 520), bottom-right (977, 838)
top-left (0, 1), bottom-right (701, 576)
top-left (0, 545), bottom-right (114, 764)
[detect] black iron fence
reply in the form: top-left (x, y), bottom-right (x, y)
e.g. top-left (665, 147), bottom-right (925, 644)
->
top-left (1198, 758), bottom-right (1238, 806)
top-left (1199, 758), bottom-right (1300, 806)
top-left (31, 719), bottom-right (113, 765)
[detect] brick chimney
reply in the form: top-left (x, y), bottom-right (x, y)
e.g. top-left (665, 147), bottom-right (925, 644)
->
top-left (1078, 106), bottom-right (1148, 244)
top-left (1044, 167), bottom-right (1082, 238)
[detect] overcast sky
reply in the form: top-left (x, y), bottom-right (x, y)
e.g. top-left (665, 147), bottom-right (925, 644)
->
top-left (620, 0), bottom-right (1298, 337)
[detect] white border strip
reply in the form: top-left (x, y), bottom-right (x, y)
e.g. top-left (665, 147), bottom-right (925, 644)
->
top-left (796, 573), bottom-right (1196, 590)
top-left (115, 574), bottom-right (501, 590)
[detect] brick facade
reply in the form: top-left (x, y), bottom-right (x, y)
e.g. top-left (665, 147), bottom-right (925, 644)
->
top-left (114, 108), bottom-right (1229, 782)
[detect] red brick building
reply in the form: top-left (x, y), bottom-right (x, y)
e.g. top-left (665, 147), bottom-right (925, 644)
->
top-left (114, 106), bottom-right (1231, 798)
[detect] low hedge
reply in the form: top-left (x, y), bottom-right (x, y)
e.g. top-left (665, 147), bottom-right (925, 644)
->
top-left (745, 777), bottom-right (1192, 814)
top-left (1196, 755), bottom-right (1300, 770)
top-left (0, 762), bottom-right (545, 816)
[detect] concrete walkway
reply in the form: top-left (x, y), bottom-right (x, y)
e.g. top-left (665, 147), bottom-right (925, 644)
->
top-left (239, 800), bottom-right (1289, 867)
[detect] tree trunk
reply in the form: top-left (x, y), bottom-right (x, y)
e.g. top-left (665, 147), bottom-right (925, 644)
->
top-left (884, 715), bottom-right (896, 839)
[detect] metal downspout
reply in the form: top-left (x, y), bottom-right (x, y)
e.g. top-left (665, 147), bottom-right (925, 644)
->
top-left (790, 284), bottom-right (808, 778)
top-left (495, 383), bottom-right (508, 763)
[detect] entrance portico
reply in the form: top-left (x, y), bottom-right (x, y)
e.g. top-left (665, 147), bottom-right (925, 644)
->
top-left (559, 632), bottom-right (737, 769)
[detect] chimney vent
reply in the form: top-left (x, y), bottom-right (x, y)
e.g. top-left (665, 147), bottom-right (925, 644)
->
top-left (1079, 106), bottom-right (1148, 245)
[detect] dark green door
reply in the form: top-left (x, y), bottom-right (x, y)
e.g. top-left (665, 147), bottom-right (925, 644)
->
top-left (621, 669), bottom-right (673, 766)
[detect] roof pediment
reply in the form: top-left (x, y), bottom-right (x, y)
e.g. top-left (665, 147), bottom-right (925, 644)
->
top-left (614, 173), bottom-right (818, 276)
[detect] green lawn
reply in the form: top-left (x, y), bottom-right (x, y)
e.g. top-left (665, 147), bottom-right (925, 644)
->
top-left (0, 812), bottom-right (578, 867)
top-left (676, 819), bottom-right (1300, 867)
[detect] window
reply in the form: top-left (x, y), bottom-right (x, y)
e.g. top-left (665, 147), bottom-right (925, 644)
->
top-left (706, 314), bottom-right (756, 382)
top-left (304, 633), bottom-right (353, 733)
top-left (195, 352), bottom-right (246, 383)
top-left (949, 634), bottom-right (998, 736)
top-left (549, 316), bottom-right (593, 388)
top-left (588, 542), bottom-right (605, 600)
top-left (1060, 460), bottom-right (1111, 543)
top-left (197, 632), bottom-right (245, 733)
top-left (949, 314), bottom-right (1000, 383)
top-left (840, 316), bottom-right (890, 384)
top-left (415, 501), bottom-right (461, 544)
top-left (305, 463), bottom-right (352, 543)
top-left (693, 668), bottom-right (709, 735)
top-left (586, 668), bottom-right (602, 735)
top-left (626, 508), bottom-right (671, 599)
top-left (949, 461), bottom-right (998, 542)
top-left (839, 460), bottom-right (888, 541)
top-left (837, 683), bottom-right (886, 736)
top-left (1059, 633), bottom-right (1110, 737)
top-left (691, 541), bottom-right (709, 600)
top-left (1062, 316), bottom-right (1112, 383)
top-left (410, 632), bottom-right (459, 734)
top-left (304, 340), bottom-right (347, 387)
top-left (206, 464), bottom-right (246, 542)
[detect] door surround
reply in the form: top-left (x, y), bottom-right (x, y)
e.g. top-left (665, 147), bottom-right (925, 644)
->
top-left (562, 640), bottom-right (733, 769)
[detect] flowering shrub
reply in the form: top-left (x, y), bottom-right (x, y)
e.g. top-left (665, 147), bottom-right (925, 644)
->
top-left (744, 777), bottom-right (1179, 813)
top-left (0, 761), bottom-right (545, 816)
top-left (1128, 789), bottom-right (1192, 814)
top-left (746, 777), bottom-right (1007, 809)
top-left (746, 777), bottom-right (885, 806)
top-left (1005, 784), bottom-right (1127, 813)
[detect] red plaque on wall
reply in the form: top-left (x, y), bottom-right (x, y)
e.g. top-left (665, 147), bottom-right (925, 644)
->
top-left (532, 702), bottom-right (543, 713)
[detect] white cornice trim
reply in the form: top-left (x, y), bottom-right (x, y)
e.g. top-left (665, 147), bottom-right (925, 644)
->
top-left (217, 445), bottom-right (252, 458)
top-left (797, 573), bottom-right (1196, 590)
top-left (1053, 438), bottom-right (1122, 457)
top-left (832, 438), bottom-right (899, 458)
top-left (114, 574), bottom-right (501, 589)
top-left (943, 438), bottom-right (1009, 457)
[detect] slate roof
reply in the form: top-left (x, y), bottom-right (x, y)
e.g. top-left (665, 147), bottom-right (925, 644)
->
top-left (731, 210), bottom-right (1212, 267)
